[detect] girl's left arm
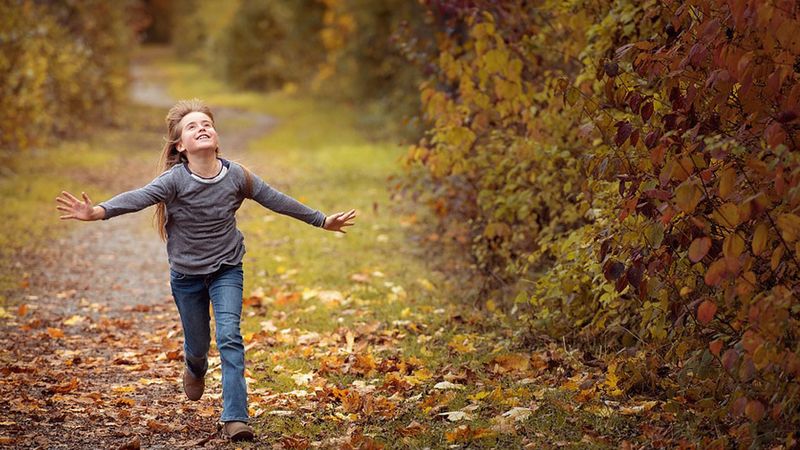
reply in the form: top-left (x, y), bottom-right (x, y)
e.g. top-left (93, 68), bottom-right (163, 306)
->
top-left (248, 170), bottom-right (355, 233)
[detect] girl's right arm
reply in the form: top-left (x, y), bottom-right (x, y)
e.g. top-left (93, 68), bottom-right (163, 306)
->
top-left (57, 170), bottom-right (175, 221)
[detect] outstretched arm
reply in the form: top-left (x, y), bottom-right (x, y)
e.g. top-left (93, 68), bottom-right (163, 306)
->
top-left (322, 209), bottom-right (357, 234)
top-left (56, 191), bottom-right (105, 221)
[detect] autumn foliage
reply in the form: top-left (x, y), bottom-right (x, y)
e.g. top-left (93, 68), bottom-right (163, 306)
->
top-left (0, 0), bottom-right (134, 152)
top-left (399, 0), bottom-right (800, 440)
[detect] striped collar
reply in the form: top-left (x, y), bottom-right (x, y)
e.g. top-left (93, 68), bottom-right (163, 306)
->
top-left (184, 158), bottom-right (230, 184)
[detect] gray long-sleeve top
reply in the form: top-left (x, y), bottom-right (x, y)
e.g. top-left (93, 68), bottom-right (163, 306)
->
top-left (98, 159), bottom-right (326, 275)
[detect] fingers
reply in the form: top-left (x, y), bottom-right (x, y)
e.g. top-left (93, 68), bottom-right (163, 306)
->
top-left (56, 196), bottom-right (73, 207)
top-left (59, 214), bottom-right (76, 220)
top-left (61, 191), bottom-right (80, 203)
top-left (81, 192), bottom-right (92, 205)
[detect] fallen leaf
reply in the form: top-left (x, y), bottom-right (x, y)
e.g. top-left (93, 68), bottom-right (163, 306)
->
top-left (146, 419), bottom-right (172, 432)
top-left (165, 350), bottom-right (182, 361)
top-left (291, 372), bottom-right (314, 386)
top-left (397, 420), bottom-right (426, 437)
top-left (116, 436), bottom-right (140, 450)
top-left (433, 381), bottom-right (464, 390)
top-left (47, 327), bottom-right (64, 338)
top-left (502, 406), bottom-right (534, 422)
top-left (438, 410), bottom-right (471, 421)
top-left (63, 315), bottom-right (85, 326)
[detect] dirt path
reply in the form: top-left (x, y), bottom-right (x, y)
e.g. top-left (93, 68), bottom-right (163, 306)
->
top-left (0, 52), bottom-right (277, 449)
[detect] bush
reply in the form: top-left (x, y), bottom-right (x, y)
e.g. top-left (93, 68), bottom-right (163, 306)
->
top-left (398, 0), bottom-right (800, 442)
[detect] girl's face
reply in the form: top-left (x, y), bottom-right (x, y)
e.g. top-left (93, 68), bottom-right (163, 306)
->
top-left (176, 111), bottom-right (218, 156)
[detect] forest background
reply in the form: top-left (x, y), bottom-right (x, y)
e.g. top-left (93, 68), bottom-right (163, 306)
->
top-left (2, 0), bottom-right (799, 447)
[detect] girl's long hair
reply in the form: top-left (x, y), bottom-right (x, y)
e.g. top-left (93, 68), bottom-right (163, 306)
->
top-left (155, 98), bottom-right (252, 241)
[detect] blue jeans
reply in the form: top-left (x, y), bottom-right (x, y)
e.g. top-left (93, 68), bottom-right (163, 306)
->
top-left (170, 263), bottom-right (248, 423)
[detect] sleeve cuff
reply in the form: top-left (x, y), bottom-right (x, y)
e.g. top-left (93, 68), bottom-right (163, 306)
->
top-left (98, 204), bottom-right (110, 220)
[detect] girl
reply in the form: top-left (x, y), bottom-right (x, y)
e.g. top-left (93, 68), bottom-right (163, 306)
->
top-left (55, 99), bottom-right (356, 442)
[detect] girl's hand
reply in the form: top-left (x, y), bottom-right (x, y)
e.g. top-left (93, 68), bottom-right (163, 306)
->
top-left (56, 191), bottom-right (103, 221)
top-left (323, 209), bottom-right (356, 233)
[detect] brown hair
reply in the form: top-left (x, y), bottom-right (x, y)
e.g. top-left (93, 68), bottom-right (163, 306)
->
top-left (154, 98), bottom-right (252, 241)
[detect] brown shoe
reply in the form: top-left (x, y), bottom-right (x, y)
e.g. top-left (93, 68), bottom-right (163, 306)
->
top-left (223, 421), bottom-right (254, 442)
top-left (182, 368), bottom-right (204, 401)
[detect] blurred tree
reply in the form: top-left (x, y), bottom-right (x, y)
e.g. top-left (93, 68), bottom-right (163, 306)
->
top-left (1, 0), bottom-right (135, 153)
top-left (215, 0), bottom-right (325, 91)
top-left (138, 0), bottom-right (172, 43)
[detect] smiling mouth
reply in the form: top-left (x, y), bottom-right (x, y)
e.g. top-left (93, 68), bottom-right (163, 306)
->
top-left (197, 134), bottom-right (210, 140)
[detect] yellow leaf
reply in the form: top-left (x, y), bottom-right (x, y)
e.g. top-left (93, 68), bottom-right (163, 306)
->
top-left (674, 181), bottom-right (702, 213)
top-left (718, 167), bottom-right (736, 199)
top-left (723, 233), bottom-right (745, 258)
top-left (752, 222), bottom-right (768, 255)
top-left (417, 278), bottom-right (435, 291)
top-left (771, 245), bottom-right (785, 270)
top-left (777, 213), bottom-right (800, 242)
top-left (713, 202), bottom-right (740, 228)
top-left (448, 334), bottom-right (476, 353)
top-left (112, 385), bottom-right (136, 394)
top-left (604, 362), bottom-right (624, 397)
top-left (468, 391), bottom-right (490, 401)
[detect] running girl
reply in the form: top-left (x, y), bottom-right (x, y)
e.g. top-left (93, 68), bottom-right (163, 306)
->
top-left (55, 99), bottom-right (356, 442)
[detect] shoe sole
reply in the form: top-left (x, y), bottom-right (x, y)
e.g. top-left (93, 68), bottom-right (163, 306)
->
top-left (228, 429), bottom-right (254, 442)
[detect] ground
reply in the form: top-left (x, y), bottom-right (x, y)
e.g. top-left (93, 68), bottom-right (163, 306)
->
top-left (0, 47), bottom-right (697, 449)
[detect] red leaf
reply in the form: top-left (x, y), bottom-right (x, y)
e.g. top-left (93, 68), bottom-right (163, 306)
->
top-left (604, 61), bottom-right (619, 77)
top-left (697, 300), bottom-right (717, 325)
top-left (722, 349), bottom-right (738, 371)
top-left (640, 102), bottom-right (654, 122)
top-left (603, 260), bottom-right (625, 281)
top-left (615, 122), bottom-right (633, 147)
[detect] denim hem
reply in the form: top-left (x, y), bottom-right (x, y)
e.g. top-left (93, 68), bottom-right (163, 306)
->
top-left (220, 417), bottom-right (249, 423)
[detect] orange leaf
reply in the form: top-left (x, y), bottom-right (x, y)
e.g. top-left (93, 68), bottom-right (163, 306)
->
top-left (688, 237), bottom-right (711, 262)
top-left (697, 300), bottom-right (717, 325)
top-left (704, 259), bottom-right (727, 286)
top-left (51, 378), bottom-right (79, 393)
top-left (47, 327), bottom-right (64, 339)
top-left (490, 353), bottom-right (530, 373)
top-left (745, 399), bottom-right (765, 422)
top-left (165, 350), bottom-right (182, 361)
top-left (709, 339), bottom-right (723, 357)
top-left (146, 420), bottom-right (172, 432)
